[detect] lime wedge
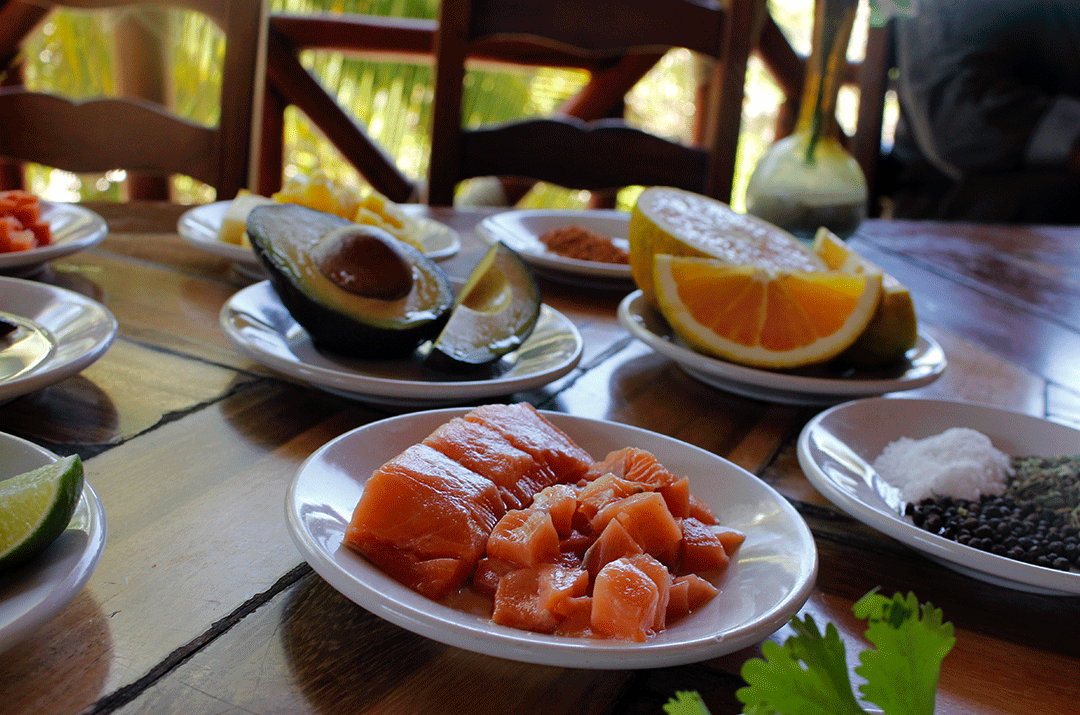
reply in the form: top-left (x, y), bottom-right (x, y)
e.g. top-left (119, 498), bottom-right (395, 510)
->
top-left (0, 454), bottom-right (84, 570)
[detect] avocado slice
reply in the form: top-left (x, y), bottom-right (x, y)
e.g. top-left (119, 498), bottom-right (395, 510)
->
top-left (247, 203), bottom-right (454, 358)
top-left (426, 241), bottom-right (541, 371)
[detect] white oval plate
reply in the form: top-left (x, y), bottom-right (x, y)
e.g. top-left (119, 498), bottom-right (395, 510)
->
top-left (286, 408), bottom-right (817, 669)
top-left (475, 209), bottom-right (634, 288)
top-left (618, 290), bottom-right (946, 405)
top-left (798, 396), bottom-right (1080, 596)
top-left (0, 434), bottom-right (107, 653)
top-left (0, 277), bottom-right (118, 403)
top-left (179, 201), bottom-right (462, 275)
top-left (220, 281), bottom-right (583, 407)
top-left (0, 202), bottom-right (108, 276)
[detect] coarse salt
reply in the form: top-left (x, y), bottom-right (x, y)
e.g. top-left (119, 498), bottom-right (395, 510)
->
top-left (872, 427), bottom-right (1012, 503)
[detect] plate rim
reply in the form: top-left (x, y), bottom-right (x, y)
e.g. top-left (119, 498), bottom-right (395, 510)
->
top-left (475, 208), bottom-right (634, 281)
top-left (0, 434), bottom-right (107, 653)
top-left (0, 202), bottom-right (108, 272)
top-left (219, 280), bottom-right (584, 404)
top-left (797, 395), bottom-right (1080, 596)
top-left (285, 407), bottom-right (818, 668)
top-left (0, 276), bottom-right (118, 402)
top-left (618, 289), bottom-right (947, 401)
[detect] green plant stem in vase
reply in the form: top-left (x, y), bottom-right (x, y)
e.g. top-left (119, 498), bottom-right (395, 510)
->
top-left (745, 0), bottom-right (867, 240)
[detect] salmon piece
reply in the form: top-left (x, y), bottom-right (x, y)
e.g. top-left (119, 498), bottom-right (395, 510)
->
top-left (582, 517), bottom-right (643, 579)
top-left (28, 219), bottom-right (50, 247)
top-left (553, 596), bottom-right (597, 638)
top-left (666, 573), bottom-right (719, 622)
top-left (659, 476), bottom-right (691, 518)
top-left (716, 526), bottom-right (746, 556)
top-left (591, 558), bottom-right (660, 642)
top-left (529, 483), bottom-right (578, 536)
top-left (464, 403), bottom-right (593, 484)
top-left (473, 557), bottom-right (517, 597)
top-left (537, 564), bottom-right (589, 614)
top-left (559, 529), bottom-right (593, 560)
top-left (679, 517), bottom-right (730, 575)
top-left (423, 417), bottom-right (552, 510)
top-left (491, 567), bottom-right (560, 633)
top-left (688, 493), bottom-right (719, 525)
top-left (589, 447), bottom-right (678, 489)
top-left (575, 473), bottom-right (645, 524)
top-left (591, 491), bottom-right (683, 561)
top-left (0, 216), bottom-right (34, 253)
top-left (344, 444), bottom-right (505, 600)
top-left (626, 553), bottom-right (672, 632)
top-left (487, 509), bottom-right (561, 567)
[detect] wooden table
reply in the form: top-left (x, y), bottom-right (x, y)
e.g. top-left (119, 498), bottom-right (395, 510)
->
top-left (1, 203), bottom-right (1077, 714)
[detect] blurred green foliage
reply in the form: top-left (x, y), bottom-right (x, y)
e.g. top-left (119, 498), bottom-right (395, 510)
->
top-left (18, 0), bottom-right (832, 210)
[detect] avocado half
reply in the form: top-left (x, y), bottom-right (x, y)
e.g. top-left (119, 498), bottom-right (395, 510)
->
top-left (247, 203), bottom-right (454, 358)
top-left (426, 241), bottom-right (541, 371)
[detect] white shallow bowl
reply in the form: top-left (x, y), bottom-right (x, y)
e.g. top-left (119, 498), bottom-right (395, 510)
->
top-left (798, 396), bottom-right (1080, 596)
top-left (619, 290), bottom-right (946, 405)
top-left (0, 434), bottom-right (107, 653)
top-left (220, 281), bottom-right (583, 407)
top-left (476, 209), bottom-right (634, 289)
top-left (0, 276), bottom-right (118, 403)
top-left (179, 200), bottom-right (461, 277)
top-left (0, 202), bottom-right (108, 276)
top-left (286, 408), bottom-right (817, 669)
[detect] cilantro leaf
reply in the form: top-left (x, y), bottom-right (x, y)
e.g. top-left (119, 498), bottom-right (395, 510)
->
top-left (663, 690), bottom-right (713, 715)
top-left (736, 614), bottom-right (868, 715)
top-left (853, 591), bottom-right (956, 715)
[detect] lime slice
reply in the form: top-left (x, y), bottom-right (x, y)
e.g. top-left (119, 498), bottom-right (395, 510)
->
top-left (0, 454), bottom-right (84, 570)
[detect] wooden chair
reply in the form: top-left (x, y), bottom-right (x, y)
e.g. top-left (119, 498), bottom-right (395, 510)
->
top-left (425, 0), bottom-right (765, 206)
top-left (0, 0), bottom-right (267, 201)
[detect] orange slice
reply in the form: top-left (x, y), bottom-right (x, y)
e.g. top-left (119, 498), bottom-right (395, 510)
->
top-left (653, 254), bottom-right (882, 369)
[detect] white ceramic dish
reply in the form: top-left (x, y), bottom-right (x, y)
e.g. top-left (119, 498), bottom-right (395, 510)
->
top-left (220, 281), bottom-right (583, 407)
top-left (286, 408), bottom-right (817, 669)
top-left (0, 277), bottom-right (118, 403)
top-left (0, 202), bottom-right (108, 276)
top-left (178, 200), bottom-right (462, 276)
top-left (475, 209), bottom-right (634, 288)
top-left (618, 290), bottom-right (946, 405)
top-left (798, 396), bottom-right (1080, 596)
top-left (0, 434), bottom-right (107, 653)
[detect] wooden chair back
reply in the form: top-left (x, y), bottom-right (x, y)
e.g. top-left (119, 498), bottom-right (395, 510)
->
top-left (0, 0), bottom-right (267, 201)
top-left (425, 0), bottom-right (764, 206)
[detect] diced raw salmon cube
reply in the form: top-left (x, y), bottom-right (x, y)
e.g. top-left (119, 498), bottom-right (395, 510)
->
top-left (591, 491), bottom-right (683, 560)
top-left (530, 483), bottom-right (578, 536)
top-left (465, 403), bottom-right (593, 483)
top-left (659, 476), bottom-right (691, 518)
top-left (575, 473), bottom-right (645, 524)
top-left (625, 553), bottom-right (672, 632)
top-left (491, 567), bottom-right (560, 633)
top-left (473, 557), bottom-right (518, 597)
top-left (344, 444), bottom-right (505, 599)
top-left (590, 558), bottom-right (660, 642)
top-left (537, 564), bottom-right (589, 613)
top-left (679, 517), bottom-right (729, 574)
top-left (582, 518), bottom-right (643, 579)
top-left (423, 416), bottom-right (553, 510)
top-left (487, 509), bottom-right (561, 567)
top-left (688, 493), bottom-right (719, 525)
top-left (553, 596), bottom-right (597, 638)
top-left (666, 573), bottom-right (719, 622)
top-left (559, 529), bottom-right (593, 560)
top-left (588, 447), bottom-right (678, 489)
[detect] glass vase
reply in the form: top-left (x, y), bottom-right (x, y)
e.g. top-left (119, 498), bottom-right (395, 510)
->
top-left (745, 0), bottom-right (867, 240)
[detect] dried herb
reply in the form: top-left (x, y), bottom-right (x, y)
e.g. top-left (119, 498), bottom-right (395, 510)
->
top-left (1006, 455), bottom-right (1080, 528)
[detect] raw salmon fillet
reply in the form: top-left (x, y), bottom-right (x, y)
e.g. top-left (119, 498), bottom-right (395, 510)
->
top-left (423, 416), bottom-right (552, 510)
top-left (344, 443), bottom-right (505, 599)
top-left (464, 403), bottom-right (593, 484)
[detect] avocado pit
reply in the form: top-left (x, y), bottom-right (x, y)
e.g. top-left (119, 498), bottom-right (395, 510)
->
top-left (315, 225), bottom-right (414, 301)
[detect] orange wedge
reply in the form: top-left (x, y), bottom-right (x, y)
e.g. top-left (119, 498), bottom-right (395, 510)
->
top-left (653, 254), bottom-right (883, 369)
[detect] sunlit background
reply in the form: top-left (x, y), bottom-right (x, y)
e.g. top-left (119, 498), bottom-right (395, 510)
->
top-left (14, 0), bottom-right (889, 212)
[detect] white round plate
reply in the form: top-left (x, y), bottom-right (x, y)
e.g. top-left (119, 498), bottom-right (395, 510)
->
top-left (0, 277), bottom-right (118, 403)
top-left (286, 408), bottom-right (817, 669)
top-left (618, 290), bottom-right (946, 405)
top-left (798, 396), bottom-right (1080, 596)
top-left (220, 281), bottom-right (583, 407)
top-left (179, 201), bottom-right (462, 276)
top-left (0, 202), bottom-right (108, 276)
top-left (475, 209), bottom-right (634, 288)
top-left (0, 434), bottom-right (107, 653)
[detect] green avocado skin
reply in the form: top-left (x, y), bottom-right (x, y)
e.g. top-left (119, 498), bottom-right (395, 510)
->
top-left (247, 203), bottom-right (453, 358)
